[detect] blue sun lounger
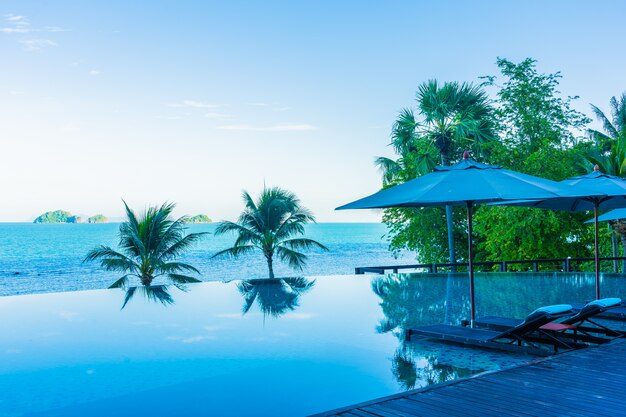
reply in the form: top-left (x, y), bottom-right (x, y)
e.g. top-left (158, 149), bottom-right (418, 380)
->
top-left (407, 304), bottom-right (582, 356)
top-left (475, 298), bottom-right (624, 342)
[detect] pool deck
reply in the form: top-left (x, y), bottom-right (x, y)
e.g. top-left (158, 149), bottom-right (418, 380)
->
top-left (312, 340), bottom-right (626, 416)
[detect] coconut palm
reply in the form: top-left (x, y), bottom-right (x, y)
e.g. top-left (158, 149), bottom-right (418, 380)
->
top-left (376, 80), bottom-right (497, 265)
top-left (212, 187), bottom-right (328, 278)
top-left (584, 93), bottom-right (626, 269)
top-left (84, 201), bottom-right (206, 288)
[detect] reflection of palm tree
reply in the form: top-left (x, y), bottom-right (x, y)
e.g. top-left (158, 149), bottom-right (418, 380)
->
top-left (237, 277), bottom-right (315, 318)
top-left (121, 285), bottom-right (176, 309)
top-left (392, 348), bottom-right (418, 390)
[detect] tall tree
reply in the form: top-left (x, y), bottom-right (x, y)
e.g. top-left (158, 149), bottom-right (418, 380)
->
top-left (213, 187), bottom-right (328, 278)
top-left (377, 80), bottom-right (497, 264)
top-left (474, 58), bottom-right (593, 262)
top-left (583, 93), bottom-right (626, 268)
top-left (84, 201), bottom-right (206, 288)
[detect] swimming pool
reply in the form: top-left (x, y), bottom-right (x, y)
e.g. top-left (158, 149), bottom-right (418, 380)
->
top-left (1, 273), bottom-right (623, 416)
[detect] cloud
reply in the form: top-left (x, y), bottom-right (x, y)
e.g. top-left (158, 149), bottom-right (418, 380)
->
top-left (20, 39), bottom-right (57, 51)
top-left (204, 111), bottom-right (232, 120)
top-left (2, 14), bottom-right (30, 33)
top-left (247, 102), bottom-right (269, 107)
top-left (168, 100), bottom-right (219, 109)
top-left (217, 123), bottom-right (315, 132)
top-left (9, 90), bottom-right (24, 95)
top-left (1, 14), bottom-right (68, 40)
top-left (89, 69), bottom-right (100, 76)
top-left (1, 27), bottom-right (29, 33)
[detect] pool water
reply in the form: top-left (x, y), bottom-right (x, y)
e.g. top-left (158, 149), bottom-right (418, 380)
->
top-left (0, 273), bottom-right (624, 416)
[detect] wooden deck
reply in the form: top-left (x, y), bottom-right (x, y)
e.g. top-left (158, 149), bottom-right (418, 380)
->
top-left (313, 340), bottom-right (626, 416)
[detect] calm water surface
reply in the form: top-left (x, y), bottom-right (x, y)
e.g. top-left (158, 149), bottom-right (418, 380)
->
top-left (1, 272), bottom-right (624, 416)
top-left (0, 223), bottom-right (414, 296)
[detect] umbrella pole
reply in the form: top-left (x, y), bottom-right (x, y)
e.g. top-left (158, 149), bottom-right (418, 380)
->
top-left (467, 201), bottom-right (475, 324)
top-left (595, 201), bottom-right (600, 299)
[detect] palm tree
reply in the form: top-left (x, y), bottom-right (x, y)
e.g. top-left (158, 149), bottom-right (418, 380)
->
top-left (376, 80), bottom-right (497, 265)
top-left (584, 93), bottom-right (626, 269)
top-left (84, 201), bottom-right (206, 288)
top-left (212, 187), bottom-right (328, 278)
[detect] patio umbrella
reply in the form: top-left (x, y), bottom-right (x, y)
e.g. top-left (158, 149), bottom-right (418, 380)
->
top-left (586, 208), bottom-right (626, 223)
top-left (492, 165), bottom-right (626, 300)
top-left (336, 152), bottom-right (604, 322)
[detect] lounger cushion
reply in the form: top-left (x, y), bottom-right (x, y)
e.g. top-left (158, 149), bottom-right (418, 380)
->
top-left (533, 304), bottom-right (572, 315)
top-left (587, 298), bottom-right (622, 308)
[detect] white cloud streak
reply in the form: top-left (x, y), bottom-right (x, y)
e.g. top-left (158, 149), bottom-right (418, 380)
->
top-left (168, 100), bottom-right (220, 109)
top-left (20, 39), bottom-right (57, 51)
top-left (217, 123), bottom-right (315, 132)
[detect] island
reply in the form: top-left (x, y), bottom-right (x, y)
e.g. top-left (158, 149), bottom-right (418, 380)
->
top-left (88, 214), bottom-right (108, 223)
top-left (183, 214), bottom-right (213, 224)
top-left (34, 210), bottom-right (81, 224)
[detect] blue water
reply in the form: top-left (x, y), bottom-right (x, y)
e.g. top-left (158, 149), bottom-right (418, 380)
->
top-left (0, 223), bottom-right (415, 296)
top-left (0, 274), bottom-right (561, 417)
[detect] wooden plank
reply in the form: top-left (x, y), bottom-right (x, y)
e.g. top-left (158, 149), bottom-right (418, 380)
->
top-left (314, 341), bottom-right (626, 417)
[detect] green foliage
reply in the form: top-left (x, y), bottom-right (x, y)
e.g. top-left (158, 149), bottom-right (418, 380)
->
top-left (582, 92), bottom-right (626, 259)
top-left (34, 210), bottom-right (80, 223)
top-left (213, 187), bottom-right (328, 278)
top-left (378, 80), bottom-right (497, 262)
top-left (473, 58), bottom-right (594, 262)
top-left (182, 214), bottom-right (212, 224)
top-left (379, 57), bottom-right (601, 264)
top-left (84, 201), bottom-right (206, 288)
top-left (87, 214), bottom-right (108, 223)
top-left (480, 57), bottom-right (591, 156)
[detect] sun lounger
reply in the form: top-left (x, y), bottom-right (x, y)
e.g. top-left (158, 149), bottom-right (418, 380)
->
top-left (407, 305), bottom-right (582, 356)
top-left (475, 298), bottom-right (624, 342)
top-left (571, 299), bottom-right (626, 321)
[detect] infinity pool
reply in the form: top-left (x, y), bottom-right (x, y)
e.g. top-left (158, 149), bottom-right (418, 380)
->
top-left (1, 273), bottom-right (624, 416)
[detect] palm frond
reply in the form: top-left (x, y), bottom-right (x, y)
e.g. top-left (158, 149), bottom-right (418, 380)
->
top-left (166, 273), bottom-right (202, 284)
top-left (281, 238), bottom-right (328, 252)
top-left (211, 245), bottom-right (257, 259)
top-left (590, 103), bottom-right (619, 138)
top-left (109, 274), bottom-right (132, 289)
top-left (275, 246), bottom-right (308, 270)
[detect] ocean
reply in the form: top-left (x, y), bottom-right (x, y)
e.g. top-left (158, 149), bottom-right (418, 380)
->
top-left (0, 223), bottom-right (415, 296)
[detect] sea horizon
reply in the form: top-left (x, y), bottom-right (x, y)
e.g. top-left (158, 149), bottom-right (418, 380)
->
top-left (0, 222), bottom-right (415, 297)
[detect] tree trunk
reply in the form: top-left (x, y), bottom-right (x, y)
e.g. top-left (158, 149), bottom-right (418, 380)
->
top-left (440, 153), bottom-right (456, 269)
top-left (267, 257), bottom-right (275, 279)
top-left (446, 205), bottom-right (456, 271)
top-left (622, 234), bottom-right (626, 274)
top-left (611, 224), bottom-right (619, 273)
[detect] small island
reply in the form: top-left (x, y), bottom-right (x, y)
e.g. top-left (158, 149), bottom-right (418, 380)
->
top-left (34, 210), bottom-right (81, 224)
top-left (183, 214), bottom-right (212, 224)
top-left (88, 214), bottom-right (108, 223)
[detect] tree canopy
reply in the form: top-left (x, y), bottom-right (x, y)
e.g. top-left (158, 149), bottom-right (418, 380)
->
top-left (380, 57), bottom-right (613, 267)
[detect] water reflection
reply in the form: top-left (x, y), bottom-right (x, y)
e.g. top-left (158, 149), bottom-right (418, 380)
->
top-left (237, 277), bottom-right (315, 318)
top-left (371, 273), bottom-right (611, 391)
top-left (121, 285), bottom-right (178, 309)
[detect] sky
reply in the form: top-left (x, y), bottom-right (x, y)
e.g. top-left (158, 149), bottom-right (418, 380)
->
top-left (1, 0), bottom-right (625, 222)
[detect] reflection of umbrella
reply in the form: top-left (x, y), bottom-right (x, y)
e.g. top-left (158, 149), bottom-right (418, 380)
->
top-left (493, 166), bottom-right (626, 300)
top-left (337, 152), bottom-right (603, 322)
